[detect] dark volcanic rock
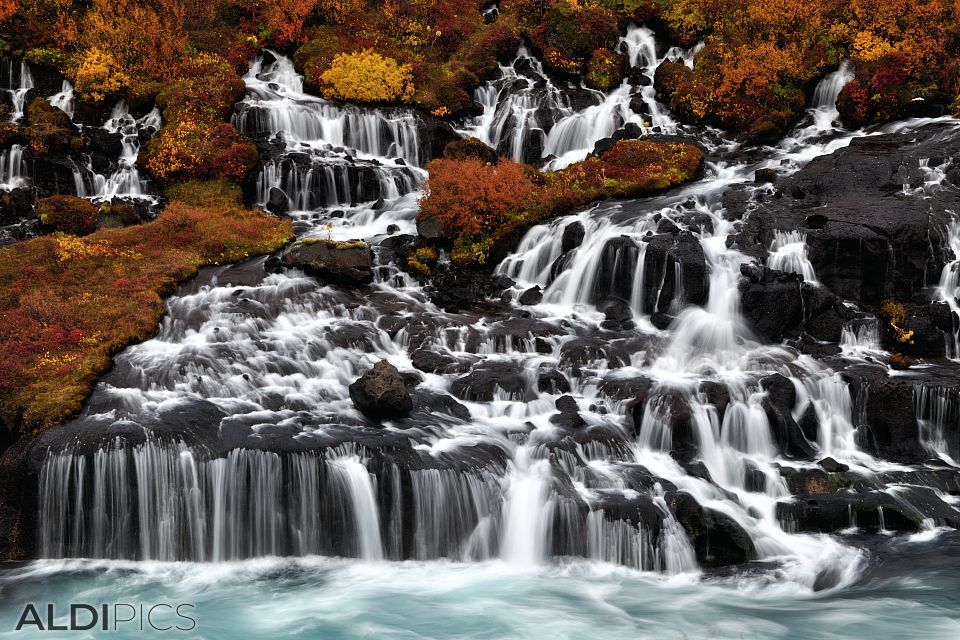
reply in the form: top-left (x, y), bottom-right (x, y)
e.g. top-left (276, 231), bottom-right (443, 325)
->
top-left (760, 373), bottom-right (816, 458)
top-left (280, 239), bottom-right (373, 286)
top-left (561, 221), bottom-right (585, 252)
top-left (728, 122), bottom-right (960, 307)
top-left (349, 360), bottom-right (413, 421)
top-left (640, 231), bottom-right (708, 313)
top-left (738, 264), bottom-right (803, 342)
top-left (518, 285), bottom-right (543, 305)
top-left (426, 270), bottom-right (514, 313)
top-left (265, 186), bottom-right (290, 216)
top-left (668, 491), bottom-right (756, 567)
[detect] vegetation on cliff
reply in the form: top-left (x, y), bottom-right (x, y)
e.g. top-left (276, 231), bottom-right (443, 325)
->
top-left (0, 180), bottom-right (292, 431)
top-left (418, 138), bottom-right (703, 268)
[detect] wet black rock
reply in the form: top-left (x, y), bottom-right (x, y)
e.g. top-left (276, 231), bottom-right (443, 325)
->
top-left (410, 348), bottom-right (458, 375)
top-left (760, 373), bottom-right (816, 458)
top-left (349, 360), bottom-right (413, 421)
top-left (729, 122), bottom-right (960, 306)
top-left (518, 285), bottom-right (543, 305)
top-left (280, 239), bottom-right (374, 286)
top-left (451, 360), bottom-right (531, 402)
top-left (266, 187), bottom-right (289, 216)
top-left (754, 168), bottom-right (778, 183)
top-left (537, 369), bottom-right (571, 394)
top-left (818, 457), bottom-right (850, 473)
top-left (640, 231), bottom-right (708, 313)
top-left (842, 365), bottom-right (927, 463)
top-left (561, 221), bottom-right (585, 252)
top-left (738, 264), bottom-right (803, 342)
top-left (425, 270), bottom-right (514, 313)
top-left (668, 491), bottom-right (756, 567)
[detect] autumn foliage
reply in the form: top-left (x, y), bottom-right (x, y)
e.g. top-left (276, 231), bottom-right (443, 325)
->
top-left (419, 139), bottom-right (703, 267)
top-left (36, 195), bottom-right (99, 235)
top-left (320, 50), bottom-right (416, 104)
top-left (0, 180), bottom-right (293, 430)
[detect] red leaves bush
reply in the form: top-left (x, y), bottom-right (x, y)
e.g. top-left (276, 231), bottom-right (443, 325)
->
top-left (418, 140), bottom-right (703, 268)
top-left (36, 195), bottom-right (100, 235)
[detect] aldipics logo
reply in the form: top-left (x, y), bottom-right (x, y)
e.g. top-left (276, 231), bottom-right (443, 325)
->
top-left (14, 604), bottom-right (196, 632)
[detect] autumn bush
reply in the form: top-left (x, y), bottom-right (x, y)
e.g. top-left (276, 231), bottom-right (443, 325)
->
top-left (419, 139), bottom-right (703, 267)
top-left (0, 180), bottom-right (293, 431)
top-left (585, 48), bottom-right (625, 91)
top-left (72, 47), bottom-right (129, 102)
top-left (320, 49), bottom-right (416, 104)
top-left (36, 195), bottom-right (99, 235)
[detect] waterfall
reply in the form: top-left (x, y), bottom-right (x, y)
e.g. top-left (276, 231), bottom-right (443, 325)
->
top-left (499, 448), bottom-right (555, 565)
top-left (90, 102), bottom-right (161, 201)
top-left (768, 230), bottom-right (817, 282)
top-left (2, 58), bottom-right (34, 122)
top-left (328, 454), bottom-right (384, 561)
top-left (0, 144), bottom-right (26, 190)
top-left (915, 385), bottom-right (960, 463)
top-left (621, 24), bottom-right (680, 132)
top-left (48, 80), bottom-right (75, 120)
top-left (459, 46), bottom-right (567, 164)
top-left (810, 61), bottom-right (854, 131)
top-left (938, 217), bottom-right (960, 359)
top-left (234, 51), bottom-right (426, 219)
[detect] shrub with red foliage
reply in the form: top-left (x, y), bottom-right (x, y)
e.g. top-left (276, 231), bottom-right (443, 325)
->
top-left (420, 158), bottom-right (534, 240)
top-left (419, 140), bottom-right (703, 267)
top-left (36, 196), bottom-right (100, 236)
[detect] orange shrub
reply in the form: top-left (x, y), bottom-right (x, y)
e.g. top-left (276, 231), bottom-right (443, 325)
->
top-left (320, 49), bottom-right (416, 104)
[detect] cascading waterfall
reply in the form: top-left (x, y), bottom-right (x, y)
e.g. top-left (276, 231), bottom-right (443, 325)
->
top-left (0, 143), bottom-right (26, 190)
top-left (89, 102), bottom-right (161, 201)
top-left (768, 230), bottom-right (817, 282)
top-left (939, 216), bottom-right (960, 359)
top-left (460, 46), bottom-right (568, 164)
top-left (810, 61), bottom-right (855, 131)
top-left (234, 51), bottom-right (424, 217)
top-left (26, 28), bottom-right (960, 602)
top-left (915, 385), bottom-right (960, 463)
top-left (1, 57), bottom-right (34, 122)
top-left (47, 79), bottom-right (75, 120)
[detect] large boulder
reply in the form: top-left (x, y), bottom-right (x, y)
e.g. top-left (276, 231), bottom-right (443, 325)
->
top-left (738, 264), bottom-right (803, 342)
top-left (280, 238), bottom-right (373, 286)
top-left (349, 360), bottom-right (413, 421)
top-left (640, 231), bottom-right (708, 313)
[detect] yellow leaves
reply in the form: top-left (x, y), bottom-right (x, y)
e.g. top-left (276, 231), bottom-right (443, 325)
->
top-left (52, 235), bottom-right (139, 263)
top-left (73, 47), bottom-right (128, 102)
top-left (852, 30), bottom-right (894, 62)
top-left (320, 49), bottom-right (416, 104)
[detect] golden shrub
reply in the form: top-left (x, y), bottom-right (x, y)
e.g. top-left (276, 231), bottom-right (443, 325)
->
top-left (73, 47), bottom-right (129, 102)
top-left (320, 49), bottom-right (415, 104)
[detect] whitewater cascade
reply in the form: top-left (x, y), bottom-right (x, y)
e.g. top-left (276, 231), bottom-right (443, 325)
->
top-left (27, 27), bottom-right (960, 596)
top-left (233, 51), bottom-right (425, 236)
top-left (465, 25), bottom-right (695, 170)
top-left (1, 57), bottom-right (34, 122)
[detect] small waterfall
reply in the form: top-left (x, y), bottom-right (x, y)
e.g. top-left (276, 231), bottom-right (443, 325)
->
top-left (938, 217), bottom-right (960, 359)
top-left (92, 102), bottom-right (161, 201)
top-left (460, 46), bottom-right (567, 164)
top-left (810, 61), bottom-right (854, 131)
top-left (0, 144), bottom-right (26, 190)
top-left (840, 318), bottom-right (882, 355)
top-left (328, 454), bottom-right (384, 561)
top-left (2, 58), bottom-right (34, 122)
top-left (621, 25), bottom-right (678, 132)
top-left (499, 447), bottom-right (555, 565)
top-left (768, 230), bottom-right (817, 282)
top-left (915, 385), bottom-right (960, 463)
top-left (235, 51), bottom-right (425, 215)
top-left (48, 80), bottom-right (75, 120)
